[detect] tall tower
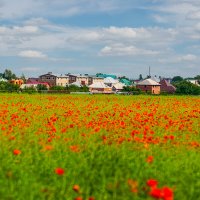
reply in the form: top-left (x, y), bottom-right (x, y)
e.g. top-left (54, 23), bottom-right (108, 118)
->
top-left (148, 66), bottom-right (151, 78)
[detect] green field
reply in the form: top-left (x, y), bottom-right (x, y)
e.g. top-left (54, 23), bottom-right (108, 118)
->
top-left (0, 94), bottom-right (200, 200)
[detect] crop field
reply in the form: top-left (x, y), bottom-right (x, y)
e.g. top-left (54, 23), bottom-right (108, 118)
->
top-left (0, 94), bottom-right (200, 200)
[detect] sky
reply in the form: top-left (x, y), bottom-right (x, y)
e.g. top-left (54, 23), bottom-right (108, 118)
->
top-left (0, 0), bottom-right (200, 79)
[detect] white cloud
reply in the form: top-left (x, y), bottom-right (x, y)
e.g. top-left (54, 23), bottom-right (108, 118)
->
top-left (20, 67), bottom-right (40, 72)
top-left (0, 0), bottom-right (138, 19)
top-left (181, 54), bottom-right (197, 61)
top-left (18, 50), bottom-right (47, 59)
top-left (100, 44), bottom-right (158, 56)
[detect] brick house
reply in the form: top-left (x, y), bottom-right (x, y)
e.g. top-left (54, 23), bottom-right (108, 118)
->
top-left (136, 78), bottom-right (161, 94)
top-left (39, 72), bottom-right (57, 87)
top-left (160, 79), bottom-right (176, 94)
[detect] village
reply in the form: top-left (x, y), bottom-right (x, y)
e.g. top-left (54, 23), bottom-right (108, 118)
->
top-left (1, 71), bottom-right (200, 95)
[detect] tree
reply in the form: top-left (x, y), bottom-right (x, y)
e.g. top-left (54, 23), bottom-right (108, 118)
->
top-left (20, 73), bottom-right (26, 83)
top-left (37, 84), bottom-right (48, 91)
top-left (175, 80), bottom-right (200, 95)
top-left (0, 81), bottom-right (19, 92)
top-left (50, 85), bottom-right (65, 91)
top-left (171, 76), bottom-right (183, 83)
top-left (3, 69), bottom-right (17, 80)
top-left (139, 74), bottom-right (143, 80)
top-left (122, 86), bottom-right (141, 94)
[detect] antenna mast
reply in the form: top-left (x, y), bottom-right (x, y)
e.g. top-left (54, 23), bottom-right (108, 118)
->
top-left (149, 66), bottom-right (151, 78)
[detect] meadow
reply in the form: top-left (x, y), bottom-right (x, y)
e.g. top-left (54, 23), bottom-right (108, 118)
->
top-left (0, 94), bottom-right (200, 200)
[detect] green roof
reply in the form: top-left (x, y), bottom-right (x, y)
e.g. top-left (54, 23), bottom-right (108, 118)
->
top-left (120, 79), bottom-right (131, 86)
top-left (96, 74), bottom-right (117, 79)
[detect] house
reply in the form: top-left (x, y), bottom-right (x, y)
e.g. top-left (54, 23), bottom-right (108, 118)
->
top-left (56, 74), bottom-right (69, 86)
top-left (26, 78), bottom-right (50, 89)
top-left (39, 72), bottom-right (57, 87)
top-left (90, 76), bottom-right (104, 84)
top-left (160, 79), bottom-right (176, 94)
top-left (186, 79), bottom-right (200, 86)
top-left (136, 78), bottom-right (161, 94)
top-left (10, 79), bottom-right (24, 86)
top-left (26, 78), bottom-right (40, 84)
top-left (89, 82), bottom-right (112, 93)
top-left (20, 84), bottom-right (38, 90)
top-left (69, 81), bottom-right (83, 87)
top-left (20, 83), bottom-right (50, 90)
top-left (67, 74), bottom-right (91, 85)
top-left (104, 77), bottom-right (118, 87)
top-left (112, 82), bottom-right (125, 92)
top-left (76, 75), bottom-right (92, 85)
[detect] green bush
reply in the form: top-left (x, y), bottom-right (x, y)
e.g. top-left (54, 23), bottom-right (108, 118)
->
top-left (174, 80), bottom-right (200, 95)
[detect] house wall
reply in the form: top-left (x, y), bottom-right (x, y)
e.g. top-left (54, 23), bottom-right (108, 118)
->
top-left (92, 78), bottom-right (104, 84)
top-left (136, 85), bottom-right (160, 94)
top-left (160, 85), bottom-right (176, 94)
top-left (39, 75), bottom-right (57, 87)
top-left (10, 79), bottom-right (24, 86)
top-left (68, 75), bottom-right (77, 84)
top-left (56, 77), bottom-right (69, 86)
top-left (76, 77), bottom-right (89, 85)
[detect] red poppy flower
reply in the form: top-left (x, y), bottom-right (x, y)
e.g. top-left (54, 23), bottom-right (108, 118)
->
top-left (146, 156), bottom-right (154, 163)
top-left (73, 185), bottom-right (80, 193)
top-left (150, 188), bottom-right (162, 198)
top-left (162, 187), bottom-right (174, 200)
top-left (13, 149), bottom-right (21, 155)
top-left (74, 197), bottom-right (83, 200)
top-left (88, 197), bottom-right (95, 200)
top-left (54, 168), bottom-right (65, 175)
top-left (146, 179), bottom-right (158, 188)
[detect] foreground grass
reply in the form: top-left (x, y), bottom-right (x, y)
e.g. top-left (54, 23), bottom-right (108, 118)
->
top-left (0, 94), bottom-right (200, 200)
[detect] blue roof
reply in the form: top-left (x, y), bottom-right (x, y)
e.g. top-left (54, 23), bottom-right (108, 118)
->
top-left (120, 79), bottom-right (131, 86)
top-left (96, 74), bottom-right (117, 79)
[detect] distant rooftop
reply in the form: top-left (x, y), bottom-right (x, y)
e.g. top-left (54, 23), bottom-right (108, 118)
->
top-left (96, 74), bottom-right (117, 79)
top-left (137, 78), bottom-right (161, 86)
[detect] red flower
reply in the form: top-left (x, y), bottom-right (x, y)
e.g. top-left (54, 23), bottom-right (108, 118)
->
top-left (150, 188), bottom-right (162, 199)
top-left (146, 156), bottom-right (154, 163)
top-left (162, 187), bottom-right (174, 200)
top-left (74, 197), bottom-right (83, 200)
top-left (88, 197), bottom-right (95, 200)
top-left (147, 179), bottom-right (158, 188)
top-left (55, 168), bottom-right (65, 175)
top-left (73, 185), bottom-right (80, 193)
top-left (13, 149), bottom-right (21, 155)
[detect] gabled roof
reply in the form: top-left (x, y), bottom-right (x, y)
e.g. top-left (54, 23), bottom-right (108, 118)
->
top-left (104, 77), bottom-right (118, 84)
top-left (39, 73), bottom-right (57, 77)
top-left (112, 82), bottom-right (125, 90)
top-left (69, 81), bottom-right (82, 87)
top-left (160, 79), bottom-right (176, 89)
top-left (150, 76), bottom-right (160, 83)
top-left (137, 78), bottom-right (161, 86)
top-left (89, 82), bottom-right (110, 89)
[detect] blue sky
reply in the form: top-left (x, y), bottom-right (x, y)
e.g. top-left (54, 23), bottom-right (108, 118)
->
top-left (0, 0), bottom-right (200, 78)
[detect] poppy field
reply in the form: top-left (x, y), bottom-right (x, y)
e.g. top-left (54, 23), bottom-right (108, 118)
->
top-left (0, 94), bottom-right (200, 200)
